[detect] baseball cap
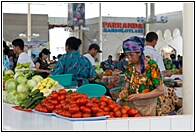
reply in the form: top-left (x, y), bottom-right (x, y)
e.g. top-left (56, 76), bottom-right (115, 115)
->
top-left (42, 48), bottom-right (51, 55)
top-left (89, 43), bottom-right (102, 53)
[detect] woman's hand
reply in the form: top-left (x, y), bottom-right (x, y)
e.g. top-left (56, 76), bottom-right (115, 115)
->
top-left (119, 89), bottom-right (128, 100)
top-left (127, 93), bottom-right (142, 101)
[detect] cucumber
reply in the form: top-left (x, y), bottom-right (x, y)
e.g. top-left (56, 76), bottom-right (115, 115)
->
top-left (24, 97), bottom-right (33, 108)
top-left (32, 96), bottom-right (46, 101)
top-left (26, 100), bottom-right (36, 109)
top-left (32, 92), bottom-right (43, 98)
top-left (28, 89), bottom-right (40, 97)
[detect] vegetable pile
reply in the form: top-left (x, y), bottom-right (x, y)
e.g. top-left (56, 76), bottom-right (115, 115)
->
top-left (35, 90), bottom-right (144, 118)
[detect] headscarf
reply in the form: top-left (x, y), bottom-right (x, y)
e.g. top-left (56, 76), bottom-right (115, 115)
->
top-left (122, 36), bottom-right (145, 74)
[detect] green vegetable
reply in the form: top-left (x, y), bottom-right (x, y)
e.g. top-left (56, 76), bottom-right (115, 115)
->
top-left (17, 83), bottom-right (30, 93)
top-left (32, 93), bottom-right (43, 98)
top-left (13, 92), bottom-right (28, 105)
top-left (6, 90), bottom-right (17, 104)
top-left (3, 91), bottom-right (8, 103)
top-left (95, 68), bottom-right (103, 75)
top-left (26, 100), bottom-right (36, 109)
top-left (28, 89), bottom-right (40, 97)
top-left (31, 75), bottom-right (43, 83)
top-left (5, 79), bottom-right (18, 91)
top-left (4, 70), bottom-right (14, 75)
top-left (16, 75), bottom-right (27, 84)
top-left (14, 71), bottom-right (24, 80)
top-left (32, 96), bottom-right (46, 101)
top-left (27, 80), bottom-right (37, 90)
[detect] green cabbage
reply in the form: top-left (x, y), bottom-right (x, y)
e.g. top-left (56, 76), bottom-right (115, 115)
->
top-left (17, 83), bottom-right (30, 93)
top-left (3, 91), bottom-right (8, 103)
top-left (27, 80), bottom-right (37, 90)
top-left (4, 70), bottom-right (14, 75)
top-left (32, 75), bottom-right (43, 83)
top-left (13, 92), bottom-right (27, 105)
top-left (95, 62), bottom-right (100, 69)
top-left (14, 71), bottom-right (24, 80)
top-left (6, 90), bottom-right (17, 104)
top-left (5, 79), bottom-right (18, 91)
top-left (16, 75), bottom-right (27, 84)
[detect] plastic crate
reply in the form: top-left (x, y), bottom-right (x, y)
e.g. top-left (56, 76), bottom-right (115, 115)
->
top-left (49, 74), bottom-right (73, 86)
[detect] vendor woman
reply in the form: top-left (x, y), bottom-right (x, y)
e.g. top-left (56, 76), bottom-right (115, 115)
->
top-left (50, 37), bottom-right (97, 86)
top-left (119, 36), bottom-right (164, 116)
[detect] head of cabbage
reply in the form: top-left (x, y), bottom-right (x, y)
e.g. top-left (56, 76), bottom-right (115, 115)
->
top-left (14, 71), bottom-right (25, 80)
top-left (27, 80), bottom-right (37, 90)
top-left (13, 92), bottom-right (27, 105)
top-left (4, 70), bottom-right (14, 76)
top-left (16, 75), bottom-right (27, 84)
top-left (17, 83), bottom-right (30, 93)
top-left (5, 79), bottom-right (18, 91)
top-left (6, 89), bottom-right (17, 104)
top-left (32, 75), bottom-right (43, 83)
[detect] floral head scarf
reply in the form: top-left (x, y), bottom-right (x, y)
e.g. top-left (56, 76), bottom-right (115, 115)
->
top-left (122, 36), bottom-right (145, 74)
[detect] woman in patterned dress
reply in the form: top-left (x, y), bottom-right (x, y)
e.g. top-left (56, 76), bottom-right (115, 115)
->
top-left (119, 36), bottom-right (164, 116)
top-left (50, 37), bottom-right (97, 86)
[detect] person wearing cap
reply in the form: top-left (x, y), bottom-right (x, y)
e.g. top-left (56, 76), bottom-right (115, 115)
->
top-left (119, 36), bottom-right (164, 116)
top-left (12, 38), bottom-right (35, 68)
top-left (104, 55), bottom-right (115, 70)
top-left (84, 43), bottom-right (102, 66)
top-left (35, 48), bottom-right (51, 78)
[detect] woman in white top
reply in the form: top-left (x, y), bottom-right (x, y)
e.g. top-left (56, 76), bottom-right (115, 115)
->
top-left (12, 38), bottom-right (35, 68)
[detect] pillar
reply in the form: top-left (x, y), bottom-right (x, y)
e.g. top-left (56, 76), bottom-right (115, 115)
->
top-left (145, 3), bottom-right (150, 35)
top-left (27, 3), bottom-right (31, 41)
top-left (99, 3), bottom-right (103, 62)
top-left (182, 3), bottom-right (193, 114)
top-left (149, 3), bottom-right (155, 31)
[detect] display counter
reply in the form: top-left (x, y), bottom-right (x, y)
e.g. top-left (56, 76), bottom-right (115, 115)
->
top-left (3, 103), bottom-right (193, 131)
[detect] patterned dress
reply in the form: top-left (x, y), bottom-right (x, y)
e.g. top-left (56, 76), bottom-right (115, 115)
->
top-left (50, 50), bottom-right (96, 86)
top-left (124, 57), bottom-right (163, 94)
top-left (123, 56), bottom-right (163, 116)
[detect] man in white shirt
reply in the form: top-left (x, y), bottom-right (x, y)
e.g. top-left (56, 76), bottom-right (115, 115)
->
top-left (12, 38), bottom-right (35, 68)
top-left (144, 32), bottom-right (172, 77)
top-left (84, 43), bottom-right (102, 66)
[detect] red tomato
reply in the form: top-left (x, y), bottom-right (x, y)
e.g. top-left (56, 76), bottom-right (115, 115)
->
top-left (134, 113), bottom-right (141, 117)
top-left (99, 105), bottom-right (105, 109)
top-left (91, 106), bottom-right (100, 114)
top-left (127, 108), bottom-right (138, 117)
top-left (62, 103), bottom-right (69, 111)
top-left (69, 105), bottom-right (79, 114)
top-left (45, 103), bottom-right (55, 112)
top-left (60, 100), bottom-right (66, 104)
top-left (39, 106), bottom-right (49, 113)
top-left (46, 96), bottom-right (53, 100)
top-left (82, 113), bottom-right (91, 118)
top-left (114, 110), bottom-right (122, 117)
top-left (122, 105), bottom-right (130, 111)
top-left (104, 112), bottom-right (109, 115)
top-left (121, 108), bottom-right (127, 114)
top-left (108, 104), bottom-right (116, 109)
top-left (55, 103), bottom-right (62, 109)
top-left (57, 95), bottom-right (66, 101)
top-left (58, 89), bottom-right (67, 95)
top-left (50, 99), bottom-right (59, 105)
top-left (86, 102), bottom-right (94, 108)
top-left (96, 112), bottom-right (105, 117)
top-left (113, 107), bottom-right (120, 112)
top-left (51, 93), bottom-right (59, 99)
top-left (83, 107), bottom-right (91, 113)
top-left (91, 97), bottom-right (99, 102)
top-left (76, 98), bottom-right (87, 106)
top-left (122, 114), bottom-right (129, 117)
top-left (79, 106), bottom-right (86, 112)
top-left (103, 107), bottom-right (110, 112)
top-left (61, 111), bottom-right (71, 117)
top-left (101, 97), bottom-right (109, 103)
top-left (99, 101), bottom-right (106, 106)
top-left (69, 99), bottom-right (76, 104)
top-left (146, 114), bottom-right (152, 116)
top-left (52, 109), bottom-right (63, 115)
top-left (72, 112), bottom-right (82, 118)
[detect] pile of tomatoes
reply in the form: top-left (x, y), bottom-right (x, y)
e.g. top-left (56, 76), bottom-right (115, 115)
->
top-left (35, 89), bottom-right (142, 118)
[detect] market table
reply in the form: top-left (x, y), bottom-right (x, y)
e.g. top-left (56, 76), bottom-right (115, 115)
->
top-left (3, 103), bottom-right (193, 131)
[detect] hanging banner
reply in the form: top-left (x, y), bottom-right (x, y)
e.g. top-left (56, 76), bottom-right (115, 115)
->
top-left (67, 3), bottom-right (85, 26)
